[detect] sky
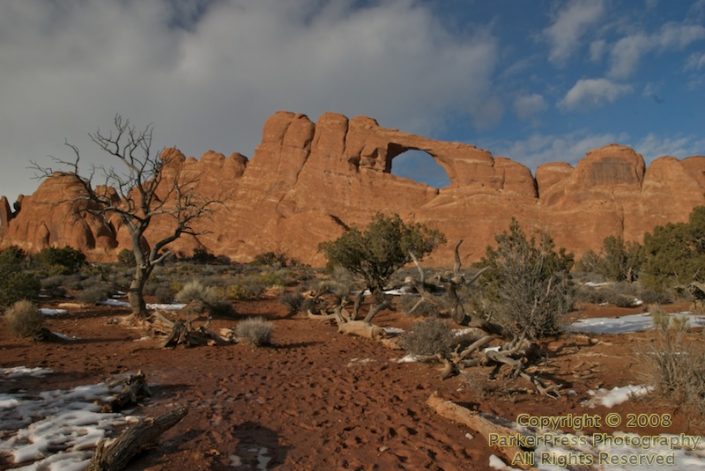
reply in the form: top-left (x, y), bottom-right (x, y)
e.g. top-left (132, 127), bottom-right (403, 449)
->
top-left (1, 0), bottom-right (704, 197)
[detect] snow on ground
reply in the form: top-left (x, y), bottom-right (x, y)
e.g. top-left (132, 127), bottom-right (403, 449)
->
top-left (39, 308), bottom-right (68, 316)
top-left (566, 312), bottom-right (705, 334)
top-left (99, 299), bottom-right (186, 311)
top-left (0, 370), bottom-right (138, 470)
top-left (395, 354), bottom-right (419, 363)
top-left (1, 367), bottom-right (52, 378)
top-left (584, 385), bottom-right (654, 408)
top-left (382, 326), bottom-right (405, 335)
top-left (489, 454), bottom-right (521, 470)
top-left (584, 281), bottom-right (611, 288)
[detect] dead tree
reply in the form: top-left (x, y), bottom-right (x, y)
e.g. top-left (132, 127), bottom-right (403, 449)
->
top-left (407, 240), bottom-right (487, 325)
top-left (32, 115), bottom-right (220, 319)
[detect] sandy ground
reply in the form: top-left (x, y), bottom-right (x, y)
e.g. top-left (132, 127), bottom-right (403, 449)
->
top-left (1, 298), bottom-right (704, 470)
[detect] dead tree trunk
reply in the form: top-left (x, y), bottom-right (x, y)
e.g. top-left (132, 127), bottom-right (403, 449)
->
top-left (426, 394), bottom-right (535, 470)
top-left (88, 407), bottom-right (187, 471)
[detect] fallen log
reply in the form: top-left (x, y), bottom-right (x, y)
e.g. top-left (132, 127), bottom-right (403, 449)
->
top-left (337, 320), bottom-right (385, 339)
top-left (106, 371), bottom-right (151, 412)
top-left (426, 393), bottom-right (535, 470)
top-left (88, 407), bottom-right (187, 471)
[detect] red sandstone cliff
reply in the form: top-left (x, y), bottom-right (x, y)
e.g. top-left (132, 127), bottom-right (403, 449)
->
top-left (1, 111), bottom-right (704, 265)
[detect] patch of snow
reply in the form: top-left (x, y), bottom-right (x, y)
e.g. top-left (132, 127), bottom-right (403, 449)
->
top-left (39, 308), bottom-right (68, 316)
top-left (99, 299), bottom-right (130, 307)
top-left (382, 326), bottom-right (405, 335)
top-left (489, 454), bottom-right (521, 470)
top-left (1, 367), bottom-right (52, 378)
top-left (146, 303), bottom-right (186, 311)
top-left (53, 332), bottom-right (78, 342)
top-left (98, 299), bottom-right (185, 311)
top-left (584, 281), bottom-right (611, 288)
top-left (483, 346), bottom-right (501, 353)
top-left (0, 381), bottom-right (138, 470)
top-left (584, 385), bottom-right (654, 408)
top-left (396, 354), bottom-right (419, 363)
top-left (255, 447), bottom-right (271, 470)
top-left (566, 312), bottom-right (705, 334)
top-left (454, 328), bottom-right (477, 337)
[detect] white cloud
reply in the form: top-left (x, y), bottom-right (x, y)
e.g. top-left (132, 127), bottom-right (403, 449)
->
top-left (686, 51), bottom-right (705, 69)
top-left (608, 23), bottom-right (705, 78)
top-left (486, 131), bottom-right (705, 170)
top-left (589, 39), bottom-right (607, 62)
top-left (559, 78), bottom-right (633, 110)
top-left (485, 131), bottom-right (626, 168)
top-left (634, 134), bottom-right (705, 159)
top-left (513, 94), bottom-right (546, 120)
top-left (545, 0), bottom-right (605, 64)
top-left (608, 34), bottom-right (651, 79)
top-left (0, 0), bottom-right (500, 198)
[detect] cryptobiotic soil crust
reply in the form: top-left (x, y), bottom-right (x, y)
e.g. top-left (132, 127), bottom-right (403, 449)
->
top-left (1, 298), bottom-right (704, 470)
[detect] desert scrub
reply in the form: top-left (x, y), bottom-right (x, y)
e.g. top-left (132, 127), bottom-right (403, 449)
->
top-left (648, 310), bottom-right (705, 414)
top-left (35, 246), bottom-right (86, 275)
top-left (399, 294), bottom-right (439, 317)
top-left (280, 291), bottom-right (303, 316)
top-left (236, 317), bottom-right (273, 346)
top-left (175, 280), bottom-right (234, 317)
top-left (401, 318), bottom-right (454, 357)
top-left (0, 272), bottom-right (41, 308)
top-left (4, 300), bottom-right (44, 339)
top-left (474, 219), bottom-right (574, 339)
top-left (76, 285), bottom-right (112, 304)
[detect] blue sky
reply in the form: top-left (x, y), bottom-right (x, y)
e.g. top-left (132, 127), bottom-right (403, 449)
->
top-left (0, 0), bottom-right (703, 196)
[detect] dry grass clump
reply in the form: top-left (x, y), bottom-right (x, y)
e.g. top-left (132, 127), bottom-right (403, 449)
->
top-left (176, 280), bottom-right (234, 317)
top-left (401, 318), bottom-right (454, 357)
top-left (5, 300), bottom-right (44, 339)
top-left (648, 309), bottom-right (705, 415)
top-left (280, 291), bottom-right (303, 316)
top-left (236, 317), bottom-right (273, 347)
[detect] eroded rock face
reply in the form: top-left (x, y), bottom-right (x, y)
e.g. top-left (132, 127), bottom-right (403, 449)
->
top-left (1, 111), bottom-right (704, 265)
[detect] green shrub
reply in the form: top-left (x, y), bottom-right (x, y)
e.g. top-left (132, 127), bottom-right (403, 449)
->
top-left (35, 246), bottom-right (86, 274)
top-left (76, 285), bottom-right (111, 304)
top-left (0, 245), bottom-right (26, 267)
top-left (319, 213), bottom-right (445, 295)
top-left (474, 219), bottom-right (574, 340)
top-left (0, 272), bottom-right (40, 308)
top-left (117, 249), bottom-right (136, 267)
top-left (4, 300), bottom-right (44, 339)
top-left (401, 318), bottom-right (454, 357)
top-left (253, 251), bottom-right (290, 268)
top-left (236, 317), bottom-right (273, 346)
top-left (577, 237), bottom-right (643, 282)
top-left (641, 206), bottom-right (705, 290)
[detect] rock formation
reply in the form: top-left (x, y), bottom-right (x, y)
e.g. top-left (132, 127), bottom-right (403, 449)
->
top-left (2, 111), bottom-right (704, 265)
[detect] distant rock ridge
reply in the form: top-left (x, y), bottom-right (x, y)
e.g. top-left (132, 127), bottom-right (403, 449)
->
top-left (2, 110), bottom-right (704, 265)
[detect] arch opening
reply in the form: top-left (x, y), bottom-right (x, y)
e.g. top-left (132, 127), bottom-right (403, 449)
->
top-left (390, 149), bottom-right (450, 189)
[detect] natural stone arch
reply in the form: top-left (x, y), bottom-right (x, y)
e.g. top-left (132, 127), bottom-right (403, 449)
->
top-left (388, 147), bottom-right (451, 189)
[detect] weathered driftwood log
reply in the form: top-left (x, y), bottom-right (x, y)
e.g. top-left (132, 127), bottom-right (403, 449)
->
top-left (408, 241), bottom-right (487, 324)
top-left (106, 371), bottom-right (151, 412)
top-left (337, 320), bottom-right (385, 339)
top-left (426, 393), bottom-right (535, 470)
top-left (88, 407), bottom-right (187, 471)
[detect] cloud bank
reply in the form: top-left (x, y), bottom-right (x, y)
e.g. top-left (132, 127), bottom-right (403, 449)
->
top-left (0, 0), bottom-right (499, 198)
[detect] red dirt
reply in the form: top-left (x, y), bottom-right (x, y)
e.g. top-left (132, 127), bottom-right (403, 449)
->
top-left (2, 299), bottom-right (704, 470)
